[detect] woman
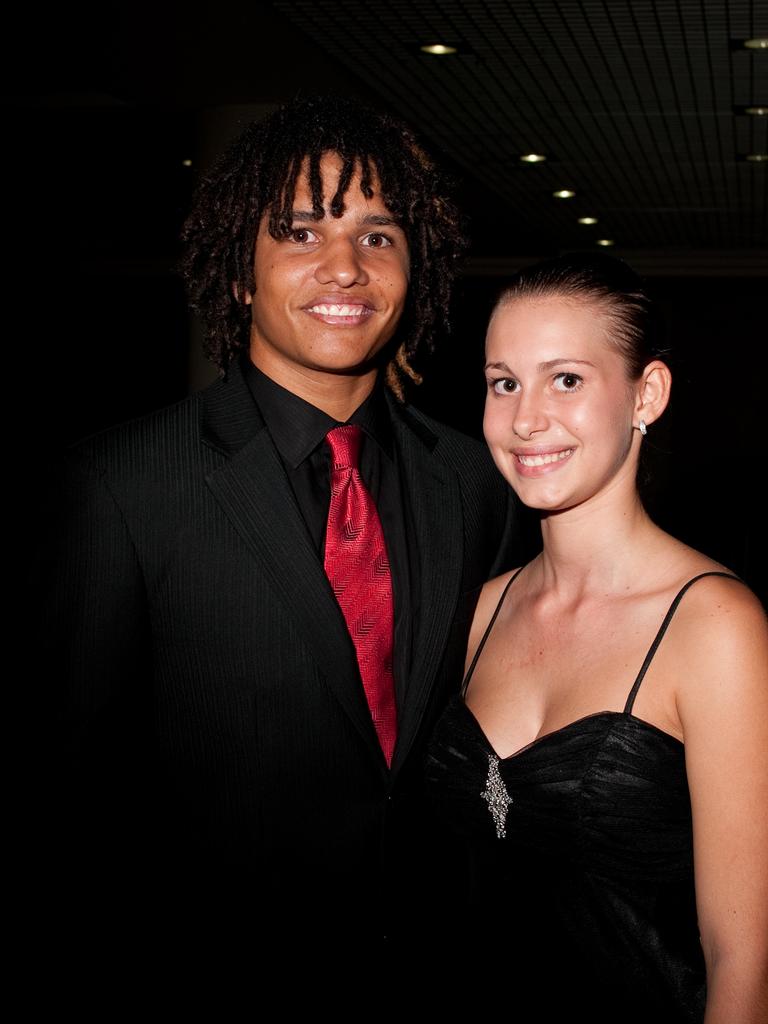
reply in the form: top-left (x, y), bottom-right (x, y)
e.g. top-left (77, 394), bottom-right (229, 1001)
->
top-left (426, 254), bottom-right (767, 1022)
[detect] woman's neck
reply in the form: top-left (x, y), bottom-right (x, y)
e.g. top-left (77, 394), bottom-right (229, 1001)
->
top-left (535, 486), bottom-right (669, 599)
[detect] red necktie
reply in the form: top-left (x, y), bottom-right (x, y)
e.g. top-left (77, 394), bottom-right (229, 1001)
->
top-left (324, 425), bottom-right (397, 766)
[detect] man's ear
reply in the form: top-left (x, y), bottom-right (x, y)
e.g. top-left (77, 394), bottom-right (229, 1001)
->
top-left (634, 359), bottom-right (672, 429)
top-left (232, 282), bottom-right (252, 306)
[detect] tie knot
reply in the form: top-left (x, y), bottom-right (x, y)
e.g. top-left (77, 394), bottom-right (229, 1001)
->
top-left (326, 424), bottom-right (362, 470)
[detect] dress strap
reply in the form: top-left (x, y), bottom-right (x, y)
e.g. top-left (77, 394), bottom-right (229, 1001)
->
top-left (623, 571), bottom-right (742, 714)
top-left (461, 566), bottom-right (527, 697)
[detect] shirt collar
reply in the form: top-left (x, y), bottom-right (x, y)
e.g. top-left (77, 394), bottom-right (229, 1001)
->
top-left (243, 357), bottom-right (394, 468)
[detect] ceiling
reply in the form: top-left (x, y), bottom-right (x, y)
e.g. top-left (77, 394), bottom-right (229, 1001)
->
top-left (8, 0), bottom-right (767, 275)
top-left (8, 2), bottom-right (766, 597)
top-left (270, 0), bottom-right (768, 273)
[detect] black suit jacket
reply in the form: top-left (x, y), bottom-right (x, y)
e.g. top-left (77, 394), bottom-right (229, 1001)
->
top-left (40, 357), bottom-right (518, 955)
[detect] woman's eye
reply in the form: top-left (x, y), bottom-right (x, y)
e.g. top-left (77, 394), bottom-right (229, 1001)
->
top-left (491, 378), bottom-right (519, 395)
top-left (553, 372), bottom-right (583, 392)
top-left (362, 232), bottom-right (392, 248)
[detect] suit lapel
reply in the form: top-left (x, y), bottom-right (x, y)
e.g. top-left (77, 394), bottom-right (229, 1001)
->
top-left (198, 365), bottom-right (465, 772)
top-left (389, 402), bottom-right (464, 772)
top-left (200, 364), bottom-right (383, 758)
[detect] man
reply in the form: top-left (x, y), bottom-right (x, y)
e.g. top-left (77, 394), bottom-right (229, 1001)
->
top-left (43, 95), bottom-right (518, 955)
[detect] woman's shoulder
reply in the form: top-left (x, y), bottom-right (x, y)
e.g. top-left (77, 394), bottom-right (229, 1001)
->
top-left (481, 565), bottom-right (527, 611)
top-left (661, 543), bottom-right (765, 633)
top-left (660, 549), bottom-right (767, 697)
top-left (466, 568), bottom-right (522, 648)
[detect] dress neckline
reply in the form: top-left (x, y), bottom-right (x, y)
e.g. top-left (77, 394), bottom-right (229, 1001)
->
top-left (457, 698), bottom-right (684, 762)
top-left (459, 569), bottom-right (741, 760)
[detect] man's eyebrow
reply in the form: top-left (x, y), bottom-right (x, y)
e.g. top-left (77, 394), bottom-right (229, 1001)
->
top-left (288, 210), bottom-right (401, 228)
top-left (290, 209), bottom-right (323, 222)
top-left (361, 214), bottom-right (400, 227)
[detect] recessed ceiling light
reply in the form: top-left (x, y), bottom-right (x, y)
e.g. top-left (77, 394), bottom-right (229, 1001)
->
top-left (420, 43), bottom-right (458, 55)
top-left (745, 106), bottom-right (768, 116)
top-left (182, 159), bottom-right (193, 167)
top-left (520, 153), bottom-right (546, 163)
top-left (596, 239), bottom-right (614, 247)
top-left (553, 189), bottom-right (575, 199)
top-left (745, 153), bottom-right (768, 162)
top-left (743, 38), bottom-right (768, 49)
top-left (578, 216), bottom-right (598, 225)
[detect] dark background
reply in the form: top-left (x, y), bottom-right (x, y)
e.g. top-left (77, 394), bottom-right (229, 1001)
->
top-left (8, 1), bottom-right (766, 601)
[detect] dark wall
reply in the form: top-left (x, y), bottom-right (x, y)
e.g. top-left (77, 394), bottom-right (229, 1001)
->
top-left (414, 273), bottom-right (766, 604)
top-left (18, 104), bottom-right (192, 450)
top-left (14, 100), bottom-right (765, 605)
top-left (28, 245), bottom-right (766, 606)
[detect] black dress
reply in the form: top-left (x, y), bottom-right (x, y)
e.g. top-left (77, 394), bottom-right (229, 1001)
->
top-left (426, 571), bottom-right (740, 1022)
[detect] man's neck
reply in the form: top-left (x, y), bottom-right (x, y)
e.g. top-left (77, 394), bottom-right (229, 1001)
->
top-left (248, 353), bottom-right (380, 422)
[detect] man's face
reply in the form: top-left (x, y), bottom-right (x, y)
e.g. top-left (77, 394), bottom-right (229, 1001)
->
top-left (246, 152), bottom-right (410, 391)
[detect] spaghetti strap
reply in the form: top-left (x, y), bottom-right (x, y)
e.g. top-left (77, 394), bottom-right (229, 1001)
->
top-left (461, 566), bottom-right (527, 698)
top-left (623, 571), bottom-right (742, 714)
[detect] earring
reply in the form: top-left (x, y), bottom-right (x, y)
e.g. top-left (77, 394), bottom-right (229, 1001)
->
top-left (639, 419), bottom-right (647, 436)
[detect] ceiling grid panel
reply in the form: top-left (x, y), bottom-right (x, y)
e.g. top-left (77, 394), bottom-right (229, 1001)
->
top-left (270, 0), bottom-right (767, 261)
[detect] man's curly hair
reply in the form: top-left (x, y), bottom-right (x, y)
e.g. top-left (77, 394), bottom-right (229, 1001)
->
top-left (179, 94), bottom-right (467, 399)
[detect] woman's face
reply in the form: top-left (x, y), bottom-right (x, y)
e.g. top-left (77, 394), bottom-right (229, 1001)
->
top-left (483, 294), bottom-right (641, 514)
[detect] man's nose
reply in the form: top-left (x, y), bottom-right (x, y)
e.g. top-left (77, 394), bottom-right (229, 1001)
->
top-left (314, 236), bottom-right (369, 287)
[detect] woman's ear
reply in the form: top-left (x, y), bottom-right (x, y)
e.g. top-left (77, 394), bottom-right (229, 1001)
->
top-left (635, 359), bottom-right (672, 429)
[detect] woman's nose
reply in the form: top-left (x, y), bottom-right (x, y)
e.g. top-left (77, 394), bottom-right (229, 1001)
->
top-left (511, 391), bottom-right (548, 439)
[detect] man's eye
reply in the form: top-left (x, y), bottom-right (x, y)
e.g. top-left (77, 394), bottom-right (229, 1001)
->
top-left (289, 228), bottom-right (317, 244)
top-left (362, 232), bottom-right (392, 248)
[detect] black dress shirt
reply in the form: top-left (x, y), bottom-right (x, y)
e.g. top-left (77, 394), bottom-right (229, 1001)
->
top-left (244, 358), bottom-right (414, 704)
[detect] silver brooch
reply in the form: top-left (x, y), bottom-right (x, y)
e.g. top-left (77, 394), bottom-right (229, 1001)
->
top-left (481, 752), bottom-right (512, 839)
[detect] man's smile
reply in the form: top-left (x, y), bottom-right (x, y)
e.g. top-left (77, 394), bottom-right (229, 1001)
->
top-left (303, 294), bottom-right (376, 325)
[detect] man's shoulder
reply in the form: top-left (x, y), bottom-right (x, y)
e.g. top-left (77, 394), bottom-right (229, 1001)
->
top-left (397, 401), bottom-right (495, 464)
top-left (67, 387), bottom-right (211, 472)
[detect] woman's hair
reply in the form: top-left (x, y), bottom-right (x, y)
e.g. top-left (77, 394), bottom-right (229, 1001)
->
top-left (494, 252), bottom-right (668, 379)
top-left (179, 94), bottom-right (467, 398)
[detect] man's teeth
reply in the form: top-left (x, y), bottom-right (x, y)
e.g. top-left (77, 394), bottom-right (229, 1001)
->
top-left (517, 449), bottom-right (573, 466)
top-left (308, 303), bottom-right (366, 316)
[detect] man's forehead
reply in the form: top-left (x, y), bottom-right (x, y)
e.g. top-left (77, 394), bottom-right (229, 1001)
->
top-left (295, 150), bottom-right (367, 173)
top-left (280, 153), bottom-right (396, 219)
top-left (292, 151), bottom-right (379, 191)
